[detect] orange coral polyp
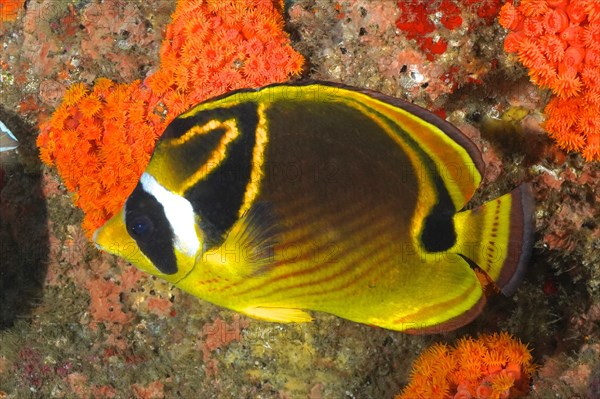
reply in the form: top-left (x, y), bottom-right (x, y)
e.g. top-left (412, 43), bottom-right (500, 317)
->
top-left (560, 25), bottom-right (585, 47)
top-left (582, 66), bottom-right (600, 92)
top-left (548, 0), bottom-right (569, 8)
top-left (453, 389), bottom-right (472, 399)
top-left (582, 132), bottom-right (600, 160)
top-left (63, 83), bottom-right (89, 107)
top-left (504, 32), bottom-right (527, 53)
top-left (517, 38), bottom-right (548, 69)
top-left (552, 68), bottom-right (582, 97)
top-left (78, 95), bottom-right (103, 118)
top-left (583, 25), bottom-right (600, 51)
top-left (562, 45), bottom-right (586, 67)
top-left (490, 374), bottom-right (514, 398)
top-left (520, 0), bottom-right (551, 17)
top-left (499, 2), bottom-right (523, 30)
top-left (566, 1), bottom-right (588, 23)
top-left (523, 18), bottom-right (544, 37)
top-left (476, 383), bottom-right (494, 399)
top-left (577, 110), bottom-right (600, 136)
top-left (539, 34), bottom-right (567, 62)
top-left (561, 130), bottom-right (586, 150)
top-left (583, 0), bottom-right (600, 22)
top-left (543, 8), bottom-right (570, 33)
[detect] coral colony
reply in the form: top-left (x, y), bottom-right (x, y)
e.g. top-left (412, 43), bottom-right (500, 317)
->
top-left (397, 333), bottom-right (535, 399)
top-left (499, 0), bottom-right (600, 161)
top-left (36, 0), bottom-right (303, 237)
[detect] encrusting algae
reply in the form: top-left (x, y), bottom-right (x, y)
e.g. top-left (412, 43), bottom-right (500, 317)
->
top-left (397, 332), bottom-right (535, 399)
top-left (499, 0), bottom-right (600, 161)
top-left (36, 0), bottom-right (304, 237)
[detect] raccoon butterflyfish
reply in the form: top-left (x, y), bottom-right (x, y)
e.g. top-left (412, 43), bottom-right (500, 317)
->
top-left (94, 82), bottom-right (533, 333)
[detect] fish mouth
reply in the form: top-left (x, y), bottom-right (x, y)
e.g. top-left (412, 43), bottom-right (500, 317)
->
top-left (172, 257), bottom-right (198, 284)
top-left (92, 229), bottom-right (103, 250)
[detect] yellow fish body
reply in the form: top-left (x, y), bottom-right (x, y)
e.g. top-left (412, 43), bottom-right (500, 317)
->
top-left (94, 82), bottom-right (533, 333)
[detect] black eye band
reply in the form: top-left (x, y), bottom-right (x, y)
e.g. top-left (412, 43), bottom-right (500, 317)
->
top-left (125, 184), bottom-right (179, 275)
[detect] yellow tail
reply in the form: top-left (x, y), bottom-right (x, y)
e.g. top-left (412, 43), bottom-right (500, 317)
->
top-left (454, 183), bottom-right (534, 295)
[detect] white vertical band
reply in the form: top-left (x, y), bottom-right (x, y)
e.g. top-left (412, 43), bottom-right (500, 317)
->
top-left (140, 172), bottom-right (200, 256)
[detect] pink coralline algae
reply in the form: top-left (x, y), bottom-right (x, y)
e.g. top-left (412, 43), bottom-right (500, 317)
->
top-left (199, 314), bottom-right (249, 377)
top-left (14, 348), bottom-right (74, 392)
top-left (200, 314), bottom-right (249, 362)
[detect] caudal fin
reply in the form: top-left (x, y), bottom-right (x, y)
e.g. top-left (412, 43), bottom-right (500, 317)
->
top-left (454, 183), bottom-right (534, 295)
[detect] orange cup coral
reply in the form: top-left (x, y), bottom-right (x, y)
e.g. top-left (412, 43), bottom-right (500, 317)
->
top-left (37, 0), bottom-right (303, 237)
top-left (37, 79), bottom-right (163, 234)
top-left (396, 332), bottom-right (535, 399)
top-left (499, 0), bottom-right (600, 161)
top-left (0, 0), bottom-right (24, 24)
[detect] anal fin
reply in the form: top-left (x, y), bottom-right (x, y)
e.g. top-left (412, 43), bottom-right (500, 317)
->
top-left (241, 307), bottom-right (313, 323)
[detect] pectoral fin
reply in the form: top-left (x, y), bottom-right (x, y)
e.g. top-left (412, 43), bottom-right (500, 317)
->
top-left (222, 201), bottom-right (281, 276)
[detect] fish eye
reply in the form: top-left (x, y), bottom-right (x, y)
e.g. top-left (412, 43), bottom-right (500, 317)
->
top-left (127, 214), bottom-right (154, 241)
